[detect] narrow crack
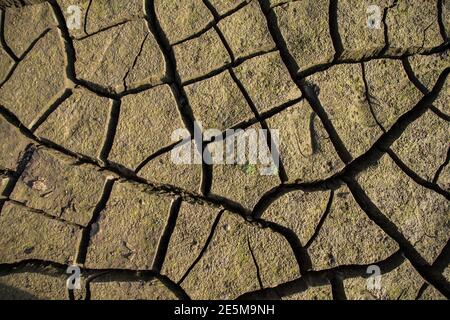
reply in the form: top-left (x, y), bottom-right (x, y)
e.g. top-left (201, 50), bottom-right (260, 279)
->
top-left (402, 57), bottom-right (429, 95)
top-left (305, 190), bottom-right (334, 249)
top-left (3, 198), bottom-right (84, 228)
top-left (344, 177), bottom-right (450, 298)
top-left (237, 249), bottom-right (404, 299)
top-left (378, 0), bottom-right (399, 57)
top-left (178, 209), bottom-right (224, 285)
top-left (49, 0), bottom-right (76, 84)
top-left (361, 62), bottom-right (386, 133)
top-left (83, 0), bottom-right (92, 36)
top-left (75, 178), bottom-right (115, 265)
top-left (329, 0), bottom-right (343, 61)
top-left (99, 99), bottom-right (120, 162)
top-left (0, 28), bottom-right (51, 88)
top-left (433, 146), bottom-right (450, 184)
top-left (247, 236), bottom-right (264, 290)
top-left (29, 88), bottom-right (73, 133)
top-left (437, 0), bottom-right (448, 43)
top-left (430, 106), bottom-right (450, 122)
top-left (134, 140), bottom-right (182, 174)
top-left (152, 197), bottom-right (182, 272)
top-left (122, 32), bottom-right (149, 92)
top-left (0, 144), bottom-right (35, 215)
top-left (384, 148), bottom-right (449, 200)
top-left (0, 8), bottom-right (19, 61)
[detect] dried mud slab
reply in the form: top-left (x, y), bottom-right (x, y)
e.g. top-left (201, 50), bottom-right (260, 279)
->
top-left (155, 0), bottom-right (214, 45)
top-left (218, 0), bottom-right (275, 60)
top-left (3, 1), bottom-right (57, 57)
top-left (173, 28), bottom-right (231, 83)
top-left (9, 148), bottom-right (107, 226)
top-left (0, 269), bottom-right (68, 300)
top-left (233, 51), bottom-right (301, 113)
top-left (185, 70), bottom-right (253, 131)
top-left (0, 29), bottom-right (65, 127)
top-left (109, 85), bottom-right (184, 170)
top-left (356, 154), bottom-right (450, 264)
top-left (35, 88), bottom-right (111, 159)
top-left (265, 101), bottom-right (344, 182)
top-left (85, 182), bottom-right (172, 270)
top-left (273, 0), bottom-right (335, 73)
top-left (0, 202), bottom-right (81, 264)
top-left (74, 19), bottom-right (167, 93)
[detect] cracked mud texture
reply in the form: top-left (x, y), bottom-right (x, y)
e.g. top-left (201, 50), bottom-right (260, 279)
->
top-left (0, 0), bottom-right (449, 301)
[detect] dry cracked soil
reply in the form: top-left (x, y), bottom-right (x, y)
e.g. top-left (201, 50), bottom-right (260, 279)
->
top-left (0, 0), bottom-right (449, 301)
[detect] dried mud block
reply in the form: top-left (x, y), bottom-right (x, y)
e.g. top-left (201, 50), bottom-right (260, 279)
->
top-left (337, 0), bottom-right (390, 60)
top-left (391, 110), bottom-right (449, 182)
top-left (181, 212), bottom-right (260, 299)
top-left (162, 202), bottom-right (219, 282)
top-left (0, 47), bottom-right (14, 83)
top-left (0, 30), bottom-right (65, 127)
top-left (184, 70), bottom-right (253, 131)
top-left (386, 0), bottom-right (443, 55)
top-left (409, 51), bottom-right (450, 116)
top-left (265, 101), bottom-right (344, 182)
top-left (307, 185), bottom-right (399, 270)
top-left (0, 202), bottom-right (81, 264)
top-left (284, 286), bottom-right (333, 300)
top-left (209, 124), bottom-right (280, 210)
top-left (85, 182), bottom-right (172, 270)
top-left (109, 85), bottom-right (184, 170)
top-left (0, 116), bottom-right (31, 171)
top-left (155, 0), bottom-right (214, 44)
top-left (74, 19), bottom-right (167, 92)
top-left (139, 149), bottom-right (202, 194)
top-left (263, 190), bottom-right (331, 245)
top-left (0, 269), bottom-right (68, 300)
top-left (344, 260), bottom-right (427, 300)
top-left (273, 1), bottom-right (334, 73)
top-left (248, 226), bottom-right (300, 288)
top-left (218, 1), bottom-right (275, 60)
top-left (363, 59), bottom-right (422, 130)
top-left (89, 279), bottom-right (177, 300)
top-left (3, 1), bottom-right (57, 57)
top-left (174, 28), bottom-right (231, 83)
top-left (356, 154), bottom-right (450, 264)
top-left (35, 88), bottom-right (111, 159)
top-left (233, 52), bottom-right (300, 113)
top-left (306, 63), bottom-right (384, 158)
top-left (10, 148), bottom-right (107, 227)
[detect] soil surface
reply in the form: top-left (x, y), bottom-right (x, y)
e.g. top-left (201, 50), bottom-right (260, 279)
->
top-left (0, 0), bottom-right (449, 300)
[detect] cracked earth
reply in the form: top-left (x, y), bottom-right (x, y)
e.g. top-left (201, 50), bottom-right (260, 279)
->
top-left (0, 0), bottom-right (449, 300)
